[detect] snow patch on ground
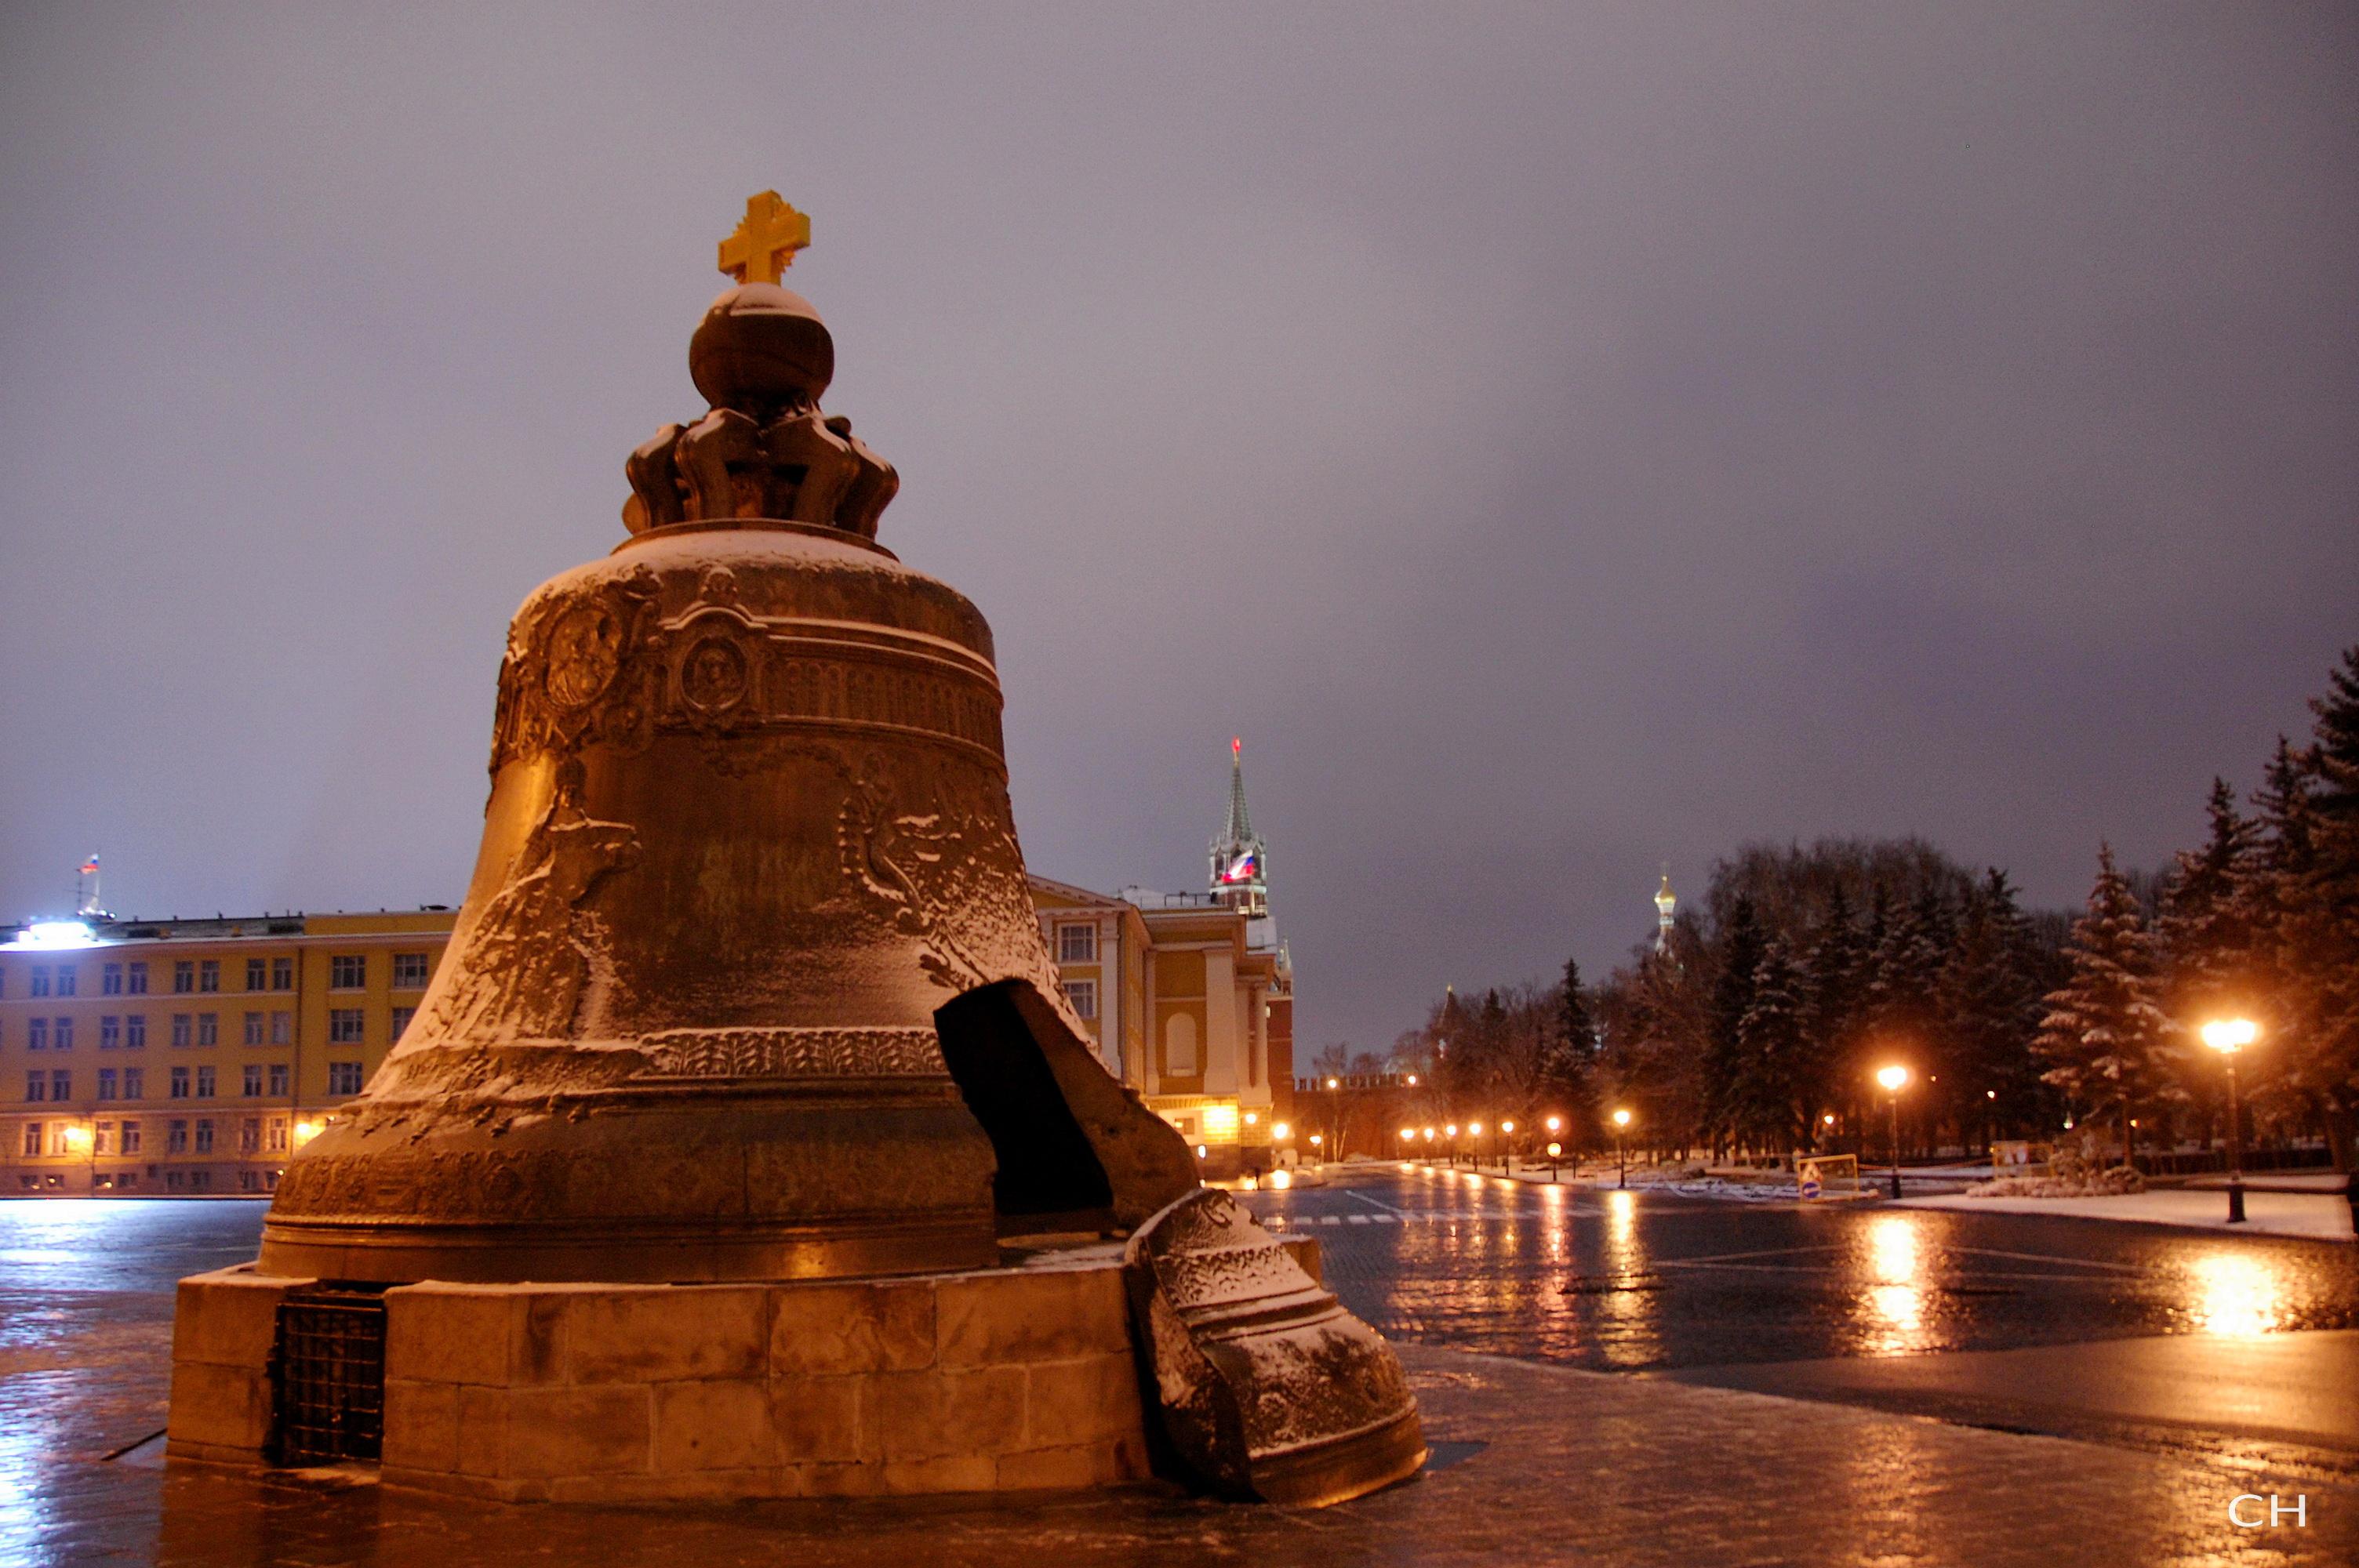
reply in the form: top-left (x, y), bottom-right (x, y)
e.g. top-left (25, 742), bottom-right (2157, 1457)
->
top-left (1900, 1188), bottom-right (2355, 1242)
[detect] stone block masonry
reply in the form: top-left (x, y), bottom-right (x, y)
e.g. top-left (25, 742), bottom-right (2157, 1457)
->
top-left (168, 1247), bottom-right (1205, 1503)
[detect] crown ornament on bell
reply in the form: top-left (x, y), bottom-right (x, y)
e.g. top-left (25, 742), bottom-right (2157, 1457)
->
top-left (258, 193), bottom-right (1194, 1285)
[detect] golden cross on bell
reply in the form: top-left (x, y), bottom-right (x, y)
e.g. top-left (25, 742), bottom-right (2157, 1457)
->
top-left (717, 191), bottom-right (811, 285)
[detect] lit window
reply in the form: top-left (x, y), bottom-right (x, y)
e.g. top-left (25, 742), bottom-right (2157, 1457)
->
top-left (267, 1118), bottom-right (288, 1152)
top-left (1057, 924), bottom-right (1096, 963)
top-left (391, 953), bottom-right (430, 989)
top-left (329, 955), bottom-right (367, 990)
top-left (20, 1123), bottom-right (39, 1155)
top-left (95, 1122), bottom-right (114, 1155)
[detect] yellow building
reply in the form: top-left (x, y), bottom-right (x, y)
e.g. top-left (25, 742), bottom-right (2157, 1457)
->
top-left (2, 909), bottom-right (455, 1196)
top-left (1030, 877), bottom-right (1293, 1179)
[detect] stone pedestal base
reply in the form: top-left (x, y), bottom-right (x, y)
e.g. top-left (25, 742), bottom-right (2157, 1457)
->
top-left (167, 1247), bottom-right (1229, 1503)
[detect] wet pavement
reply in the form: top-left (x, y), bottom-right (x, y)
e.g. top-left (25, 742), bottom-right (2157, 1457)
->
top-left (1241, 1164), bottom-right (2359, 1370)
top-left (4, 1187), bottom-right (2357, 1565)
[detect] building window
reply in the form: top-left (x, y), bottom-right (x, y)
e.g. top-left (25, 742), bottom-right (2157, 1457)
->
top-left (198, 960), bottom-right (220, 993)
top-left (98, 1069), bottom-right (118, 1101)
top-left (196, 1013), bottom-right (218, 1047)
top-left (391, 1006), bottom-right (416, 1043)
top-left (173, 961), bottom-right (194, 994)
top-left (195, 1066), bottom-right (216, 1098)
top-left (1057, 924), bottom-right (1097, 963)
top-left (329, 954), bottom-right (367, 990)
top-left (100, 1016), bottom-right (120, 1050)
top-left (167, 1120), bottom-right (188, 1153)
top-left (271, 956), bottom-right (293, 991)
top-left (53, 1017), bottom-right (72, 1051)
top-left (123, 1067), bottom-right (144, 1099)
top-left (194, 1119), bottom-right (215, 1154)
top-left (55, 966), bottom-right (75, 996)
top-left (171, 1014), bottom-right (191, 1048)
top-left (30, 967), bottom-right (49, 998)
top-left (328, 1061), bottom-right (365, 1096)
top-left (267, 1064), bottom-right (289, 1096)
top-left (267, 1118), bottom-right (288, 1152)
top-left (170, 1067), bottom-right (189, 1099)
top-left (239, 1118), bottom-right (260, 1154)
top-left (24, 1073), bottom-right (44, 1104)
top-left (270, 1011), bottom-right (292, 1045)
top-left (329, 1009), bottom-right (365, 1044)
top-left (125, 1014), bottom-right (146, 1050)
top-left (127, 961), bottom-right (147, 994)
top-left (94, 1122), bottom-right (114, 1155)
top-left (27, 1019), bottom-right (46, 1051)
top-left (103, 962), bottom-right (123, 995)
top-left (50, 1070), bottom-right (70, 1102)
top-left (245, 958), bottom-right (266, 990)
top-left (242, 1011), bottom-right (264, 1046)
top-left (1065, 978), bottom-right (1098, 1019)
top-left (120, 1120), bottom-right (140, 1153)
top-left (20, 1123), bottom-right (38, 1156)
top-left (242, 1065), bottom-right (262, 1097)
top-left (391, 953), bottom-right (429, 989)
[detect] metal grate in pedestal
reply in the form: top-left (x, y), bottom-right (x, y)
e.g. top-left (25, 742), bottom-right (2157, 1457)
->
top-left (270, 1287), bottom-right (387, 1466)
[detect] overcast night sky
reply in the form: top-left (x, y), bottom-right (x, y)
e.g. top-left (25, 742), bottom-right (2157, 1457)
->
top-left (2, 4), bottom-right (2354, 1053)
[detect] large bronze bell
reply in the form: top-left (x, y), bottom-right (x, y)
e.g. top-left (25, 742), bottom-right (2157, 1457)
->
top-left (258, 219), bottom-right (1195, 1285)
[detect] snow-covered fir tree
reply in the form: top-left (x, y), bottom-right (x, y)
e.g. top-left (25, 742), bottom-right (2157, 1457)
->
top-left (2033, 844), bottom-right (2175, 1166)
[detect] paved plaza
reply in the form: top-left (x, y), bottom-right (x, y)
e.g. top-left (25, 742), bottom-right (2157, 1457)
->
top-left (5, 1185), bottom-right (2355, 1566)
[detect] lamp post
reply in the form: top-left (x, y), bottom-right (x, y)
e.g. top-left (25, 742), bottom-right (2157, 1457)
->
top-left (1500, 1120), bottom-right (1516, 1174)
top-left (1445, 1124), bottom-right (1459, 1167)
top-left (1611, 1108), bottom-right (1632, 1189)
top-left (2201, 1018), bottom-right (2259, 1224)
top-left (1875, 1065), bottom-right (1909, 1200)
top-left (1545, 1115), bottom-right (1563, 1180)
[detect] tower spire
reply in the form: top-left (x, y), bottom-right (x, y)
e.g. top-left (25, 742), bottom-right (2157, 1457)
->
top-left (1209, 736), bottom-right (1268, 918)
top-left (1223, 736), bottom-right (1252, 843)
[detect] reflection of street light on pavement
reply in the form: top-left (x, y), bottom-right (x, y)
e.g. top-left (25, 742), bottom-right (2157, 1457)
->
top-left (2201, 1018), bottom-right (2260, 1224)
top-left (1875, 1065), bottom-right (1909, 1199)
top-left (1611, 1108), bottom-right (1632, 1189)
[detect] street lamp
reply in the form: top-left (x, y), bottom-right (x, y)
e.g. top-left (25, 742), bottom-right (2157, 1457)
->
top-left (1500, 1120), bottom-right (1515, 1172)
top-left (1875, 1065), bottom-right (1909, 1199)
top-left (1611, 1108), bottom-right (1632, 1189)
top-left (1545, 1115), bottom-right (1563, 1180)
top-left (2201, 1018), bottom-right (2259, 1224)
top-left (61, 1122), bottom-right (94, 1195)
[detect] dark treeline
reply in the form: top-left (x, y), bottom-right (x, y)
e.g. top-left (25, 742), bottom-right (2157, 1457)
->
top-left (1379, 646), bottom-right (2359, 1171)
